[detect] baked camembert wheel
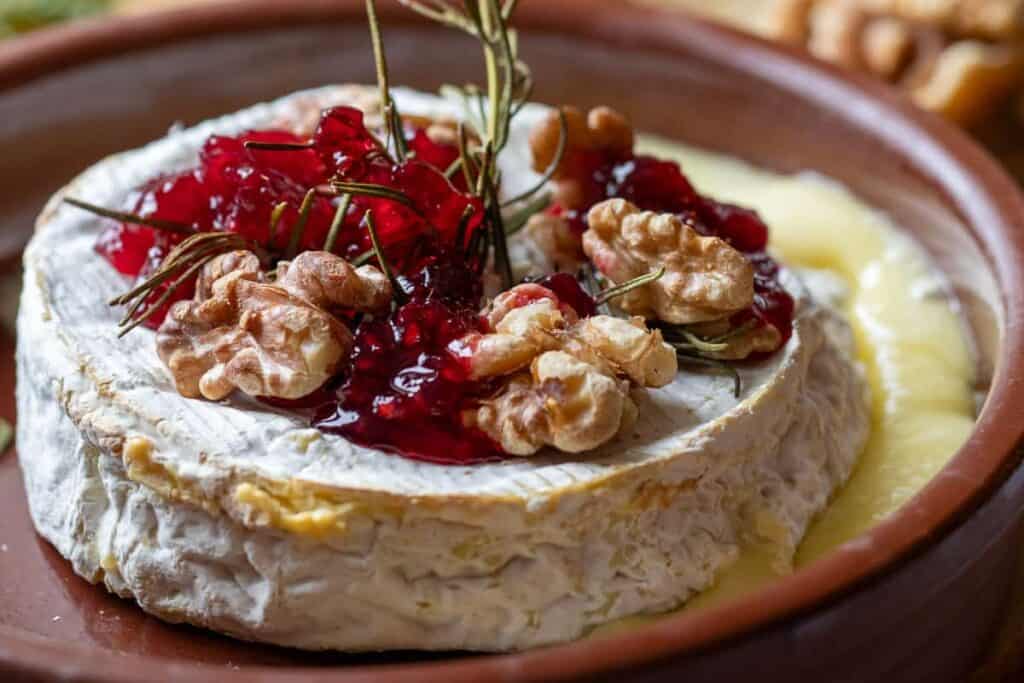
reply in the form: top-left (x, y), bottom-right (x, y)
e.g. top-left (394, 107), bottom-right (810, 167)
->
top-left (16, 2), bottom-right (869, 652)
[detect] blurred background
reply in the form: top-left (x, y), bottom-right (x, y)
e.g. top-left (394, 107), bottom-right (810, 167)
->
top-left (5, 0), bottom-right (1020, 184)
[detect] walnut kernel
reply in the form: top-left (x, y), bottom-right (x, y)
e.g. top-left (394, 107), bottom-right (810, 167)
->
top-left (157, 250), bottom-right (388, 401)
top-left (583, 198), bottom-right (755, 324)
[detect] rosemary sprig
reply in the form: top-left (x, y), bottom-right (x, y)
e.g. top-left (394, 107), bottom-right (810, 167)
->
top-left (474, 141), bottom-right (494, 197)
top-left (0, 418), bottom-right (11, 455)
top-left (594, 267), bottom-right (666, 306)
top-left (286, 188), bottom-right (318, 258)
top-left (657, 320), bottom-right (762, 397)
top-left (400, 1), bottom-right (478, 34)
top-left (350, 248), bottom-right (375, 267)
top-left (456, 121), bottom-right (479, 190)
top-left (579, 264), bottom-right (611, 315)
top-left (444, 156), bottom-right (462, 180)
top-left (676, 354), bottom-right (742, 398)
top-left (119, 257), bottom-right (208, 336)
top-left (482, 0), bottom-right (517, 153)
top-left (328, 180), bottom-right (419, 209)
top-left (323, 193), bottom-right (353, 254)
top-left (109, 234), bottom-right (245, 308)
top-left (243, 140), bottom-right (313, 151)
top-left (269, 200), bottom-right (288, 238)
top-left (405, 0), bottom-right (533, 290)
top-left (501, 108), bottom-right (566, 207)
top-left (111, 232), bottom-right (251, 336)
top-left (502, 190), bottom-right (550, 236)
top-left (673, 330), bottom-right (729, 354)
top-left (366, 0), bottom-right (408, 161)
top-left (440, 84), bottom-right (487, 139)
top-left (482, 171), bottom-right (513, 288)
top-left (64, 197), bottom-right (193, 236)
top-left (709, 318), bottom-right (759, 344)
top-left (466, 219), bottom-right (492, 274)
top-left (454, 204), bottom-right (477, 253)
top-left (363, 210), bottom-right (407, 305)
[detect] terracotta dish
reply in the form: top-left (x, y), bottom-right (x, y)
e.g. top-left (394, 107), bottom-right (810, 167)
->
top-left (1, 1), bottom-right (1023, 680)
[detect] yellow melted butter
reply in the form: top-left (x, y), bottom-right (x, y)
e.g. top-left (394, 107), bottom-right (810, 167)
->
top-left (624, 138), bottom-right (976, 612)
top-left (233, 482), bottom-right (365, 540)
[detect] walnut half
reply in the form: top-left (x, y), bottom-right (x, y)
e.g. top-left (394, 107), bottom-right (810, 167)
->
top-left (157, 250), bottom-right (390, 401)
top-left (471, 351), bottom-right (636, 455)
top-left (458, 282), bottom-right (677, 456)
top-left (583, 198), bottom-right (755, 324)
top-left (529, 105), bottom-right (634, 209)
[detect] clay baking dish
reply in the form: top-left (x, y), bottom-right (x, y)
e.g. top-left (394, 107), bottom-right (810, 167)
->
top-left (1, 1), bottom-right (1023, 681)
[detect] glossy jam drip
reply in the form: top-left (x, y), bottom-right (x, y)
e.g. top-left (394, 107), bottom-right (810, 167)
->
top-left (313, 246), bottom-right (503, 464)
top-left (535, 272), bottom-right (597, 317)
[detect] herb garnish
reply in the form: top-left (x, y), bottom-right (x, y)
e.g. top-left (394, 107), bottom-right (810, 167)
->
top-left (0, 418), bottom-right (12, 454)
top-left (109, 232), bottom-right (252, 336)
top-left (64, 197), bottom-right (193, 236)
top-left (399, 0), bottom-right (557, 289)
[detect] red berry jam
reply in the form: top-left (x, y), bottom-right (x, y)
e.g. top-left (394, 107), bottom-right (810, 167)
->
top-left (407, 128), bottom-right (465, 190)
top-left (313, 245), bottom-right (503, 464)
top-left (351, 159), bottom-right (483, 259)
top-left (94, 107), bottom-right (481, 326)
top-left (314, 106), bottom-right (381, 178)
top-left (95, 220), bottom-right (160, 277)
top-left (535, 272), bottom-right (597, 317)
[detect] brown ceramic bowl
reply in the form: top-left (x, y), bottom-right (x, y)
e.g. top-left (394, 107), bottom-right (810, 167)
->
top-left (2, 1), bottom-right (1023, 681)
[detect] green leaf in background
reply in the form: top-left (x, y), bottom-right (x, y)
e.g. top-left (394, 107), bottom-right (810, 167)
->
top-left (1, 0), bottom-right (109, 38)
top-left (0, 418), bottom-right (11, 455)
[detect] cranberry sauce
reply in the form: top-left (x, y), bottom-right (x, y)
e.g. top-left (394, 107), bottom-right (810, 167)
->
top-left (535, 272), bottom-right (597, 318)
top-left (313, 245), bottom-right (505, 464)
top-left (94, 107), bottom-right (473, 328)
top-left (553, 148), bottom-right (794, 345)
top-left (312, 268), bottom-right (594, 465)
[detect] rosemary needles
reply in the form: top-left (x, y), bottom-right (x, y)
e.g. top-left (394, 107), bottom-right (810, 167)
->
top-left (64, 197), bottom-right (193, 236)
top-left (110, 232), bottom-right (251, 336)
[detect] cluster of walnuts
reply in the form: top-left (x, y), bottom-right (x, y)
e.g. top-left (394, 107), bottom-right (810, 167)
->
top-left (526, 105), bottom-right (772, 361)
top-left (153, 103), bottom-right (773, 457)
top-left (455, 284), bottom-right (678, 455)
top-left (156, 250), bottom-right (680, 456)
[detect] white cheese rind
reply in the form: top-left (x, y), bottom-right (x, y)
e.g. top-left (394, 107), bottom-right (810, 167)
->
top-left (16, 86), bottom-right (869, 651)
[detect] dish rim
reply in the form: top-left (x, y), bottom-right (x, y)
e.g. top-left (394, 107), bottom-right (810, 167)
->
top-left (2, 1), bottom-right (1024, 681)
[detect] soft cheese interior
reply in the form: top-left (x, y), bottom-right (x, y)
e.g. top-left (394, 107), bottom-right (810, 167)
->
top-left (17, 86), bottom-right (870, 651)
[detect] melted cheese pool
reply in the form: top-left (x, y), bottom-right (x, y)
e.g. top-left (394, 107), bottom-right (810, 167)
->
top-left (616, 138), bottom-right (977, 615)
